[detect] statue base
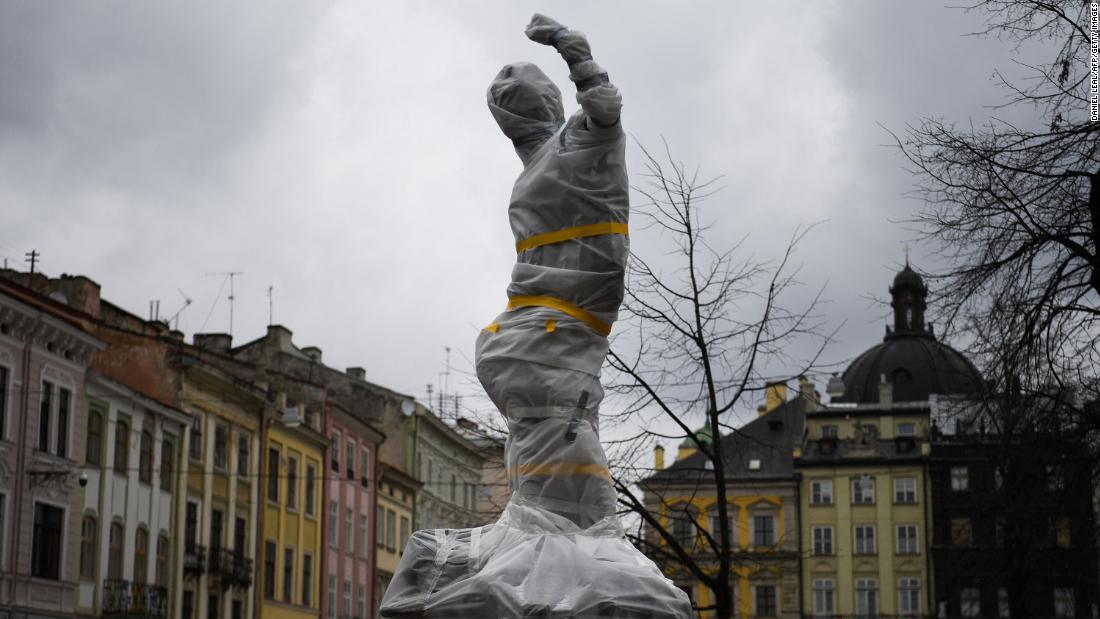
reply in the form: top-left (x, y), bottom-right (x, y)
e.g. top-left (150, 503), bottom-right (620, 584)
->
top-left (379, 502), bottom-right (691, 618)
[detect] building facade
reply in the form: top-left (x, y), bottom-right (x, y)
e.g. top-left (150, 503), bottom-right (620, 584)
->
top-left (373, 463), bottom-right (418, 617)
top-left (643, 384), bottom-right (806, 618)
top-left (409, 403), bottom-right (483, 531)
top-left (77, 371), bottom-right (190, 618)
top-left (0, 277), bottom-right (104, 618)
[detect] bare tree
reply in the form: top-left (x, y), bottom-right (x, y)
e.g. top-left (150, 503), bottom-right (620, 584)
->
top-left (605, 141), bottom-right (834, 619)
top-left (896, 0), bottom-right (1100, 411)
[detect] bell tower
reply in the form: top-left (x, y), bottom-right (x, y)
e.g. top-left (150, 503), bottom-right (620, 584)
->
top-left (889, 261), bottom-right (928, 336)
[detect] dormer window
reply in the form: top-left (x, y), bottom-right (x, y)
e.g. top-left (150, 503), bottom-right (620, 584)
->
top-left (748, 459), bottom-right (761, 470)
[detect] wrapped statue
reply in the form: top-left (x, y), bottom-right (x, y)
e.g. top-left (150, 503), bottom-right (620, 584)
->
top-left (379, 15), bottom-right (691, 618)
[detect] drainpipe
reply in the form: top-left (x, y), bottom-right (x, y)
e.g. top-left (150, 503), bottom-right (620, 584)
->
top-left (9, 316), bottom-right (40, 603)
top-left (794, 472), bottom-right (804, 618)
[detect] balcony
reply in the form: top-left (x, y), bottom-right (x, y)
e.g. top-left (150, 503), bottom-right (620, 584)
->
top-left (183, 543), bottom-right (206, 577)
top-left (212, 548), bottom-right (253, 589)
top-left (102, 579), bottom-right (168, 619)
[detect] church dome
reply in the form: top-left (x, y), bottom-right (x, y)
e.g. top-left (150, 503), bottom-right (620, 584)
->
top-left (835, 264), bottom-right (983, 404)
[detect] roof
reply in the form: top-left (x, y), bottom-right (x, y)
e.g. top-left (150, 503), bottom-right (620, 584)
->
top-left (646, 398), bottom-right (806, 485)
top-left (836, 334), bottom-right (983, 404)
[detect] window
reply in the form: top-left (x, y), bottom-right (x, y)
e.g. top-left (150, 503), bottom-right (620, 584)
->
top-left (56, 387), bottom-right (70, 457)
top-left (346, 441), bottom-right (355, 479)
top-left (376, 506), bottom-right (385, 547)
top-left (345, 508), bottom-right (353, 547)
top-left (237, 434), bottom-right (249, 477)
top-left (360, 515), bottom-right (369, 557)
top-left (1047, 464), bottom-right (1065, 491)
top-left (960, 587), bottom-right (981, 617)
top-left (748, 458), bottom-right (762, 470)
top-left (189, 415), bottom-right (202, 460)
top-left (182, 592), bottom-right (194, 619)
top-left (329, 502), bottom-right (339, 547)
top-left (234, 517), bottom-right (247, 557)
top-left (671, 510), bottom-right (696, 548)
top-left (264, 541), bottom-right (276, 599)
top-left (994, 467), bottom-right (1004, 490)
top-left (400, 515), bottom-right (410, 552)
top-left (160, 439), bottom-right (174, 491)
top-left (185, 502), bottom-right (199, 547)
top-left (327, 575), bottom-right (336, 619)
top-left (358, 584), bottom-right (366, 618)
top-left (898, 577), bottom-right (920, 616)
top-left (1054, 517), bottom-right (1071, 547)
top-left (302, 553), bottom-right (313, 606)
top-left (232, 601), bottom-right (242, 619)
top-left (897, 524), bottom-right (919, 554)
top-left (210, 509), bottom-right (223, 554)
top-left (1054, 587), bottom-right (1075, 618)
top-left (343, 580), bottom-right (352, 616)
top-left (115, 419), bottom-right (130, 472)
top-left (811, 526), bottom-right (833, 555)
top-left (754, 584), bottom-right (777, 617)
top-left (286, 455), bottom-right (299, 510)
top-left (267, 447), bottom-right (280, 502)
top-left (951, 518), bottom-right (973, 546)
top-left (157, 534), bottom-right (169, 586)
top-left (283, 547), bottom-right (294, 602)
top-left (32, 503), bottom-right (64, 579)
top-left (386, 509), bottom-right (397, 551)
top-left (108, 521), bottom-right (124, 580)
top-left (139, 430), bottom-right (154, 483)
top-left (998, 587), bottom-right (1010, 618)
top-left (87, 406), bottom-right (104, 466)
top-left (812, 579), bottom-right (835, 617)
top-left (134, 527), bottom-right (148, 583)
top-left (710, 509), bottom-right (734, 538)
top-left (854, 524), bottom-right (876, 555)
top-left (852, 475), bottom-right (875, 504)
top-left (995, 517), bottom-right (1006, 547)
top-left (361, 448), bottom-right (370, 487)
top-left (209, 594), bottom-right (219, 619)
top-left (753, 515), bottom-right (775, 547)
top-left (810, 479), bottom-right (833, 505)
top-left (0, 366), bottom-right (8, 439)
top-left (894, 478), bottom-right (917, 503)
top-left (80, 515), bottom-right (97, 578)
top-left (951, 466), bottom-right (969, 491)
top-left (855, 578), bottom-right (879, 617)
top-left (821, 424), bottom-right (838, 439)
top-left (211, 425), bottom-right (227, 469)
top-left (330, 433), bottom-right (340, 472)
top-left (897, 421), bottom-right (916, 436)
top-left (305, 464), bottom-right (316, 516)
top-left (38, 381), bottom-right (52, 451)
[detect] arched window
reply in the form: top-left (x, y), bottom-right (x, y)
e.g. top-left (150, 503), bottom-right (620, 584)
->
top-left (114, 420), bottom-right (129, 472)
top-left (160, 440), bottom-right (174, 491)
top-left (80, 515), bottom-right (97, 579)
top-left (134, 527), bottom-right (148, 583)
top-left (108, 522), bottom-right (124, 580)
top-left (156, 534), bottom-right (169, 586)
top-left (86, 408), bottom-right (104, 466)
top-left (139, 431), bottom-right (153, 483)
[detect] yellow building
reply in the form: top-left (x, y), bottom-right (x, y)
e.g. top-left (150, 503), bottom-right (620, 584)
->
top-left (642, 384), bottom-right (809, 618)
top-left (796, 394), bottom-right (932, 617)
top-left (257, 398), bottom-right (328, 619)
top-left (374, 462), bottom-right (420, 615)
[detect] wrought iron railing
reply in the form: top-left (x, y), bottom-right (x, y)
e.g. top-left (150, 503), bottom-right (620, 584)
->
top-left (102, 579), bottom-right (168, 618)
top-left (183, 543), bottom-right (206, 577)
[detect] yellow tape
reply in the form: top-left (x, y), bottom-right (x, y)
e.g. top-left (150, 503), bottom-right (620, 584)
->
top-left (546, 319), bottom-right (556, 333)
top-left (516, 222), bottom-right (628, 253)
top-left (483, 322), bottom-right (499, 333)
top-left (510, 461), bottom-right (611, 480)
top-left (507, 295), bottom-right (611, 336)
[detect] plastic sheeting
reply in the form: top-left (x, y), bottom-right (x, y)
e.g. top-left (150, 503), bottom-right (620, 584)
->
top-left (380, 14), bottom-right (690, 619)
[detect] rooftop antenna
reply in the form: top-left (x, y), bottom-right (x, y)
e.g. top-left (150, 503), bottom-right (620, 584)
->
top-left (205, 271), bottom-right (243, 337)
top-left (168, 289), bottom-right (193, 330)
top-left (25, 249), bottom-right (39, 287)
top-left (266, 285), bottom-right (274, 326)
top-left (426, 384), bottom-right (434, 412)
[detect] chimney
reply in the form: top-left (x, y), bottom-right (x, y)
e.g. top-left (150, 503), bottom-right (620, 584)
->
top-left (346, 367), bottom-right (366, 381)
top-left (168, 330), bottom-right (185, 342)
top-left (654, 445), bottom-right (665, 470)
top-left (194, 333), bottom-right (232, 353)
top-left (765, 381), bottom-right (787, 412)
top-left (266, 325), bottom-right (294, 352)
top-left (879, 374), bottom-right (893, 407)
top-left (799, 376), bottom-right (817, 412)
top-left (302, 346), bottom-right (322, 363)
top-left (826, 374), bottom-right (846, 401)
top-left (757, 404), bottom-right (767, 417)
top-left (49, 274), bottom-right (102, 317)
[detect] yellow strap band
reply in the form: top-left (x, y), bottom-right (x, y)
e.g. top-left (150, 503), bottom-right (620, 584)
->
top-left (483, 322), bottom-right (499, 333)
top-left (507, 295), bottom-right (611, 336)
top-left (515, 222), bottom-right (628, 253)
top-left (509, 461), bottom-right (612, 481)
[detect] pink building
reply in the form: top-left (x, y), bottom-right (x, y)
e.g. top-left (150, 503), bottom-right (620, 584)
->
top-left (322, 400), bottom-right (384, 619)
top-left (0, 275), bottom-right (104, 619)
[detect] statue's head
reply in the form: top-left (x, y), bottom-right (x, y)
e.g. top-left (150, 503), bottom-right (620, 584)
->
top-left (487, 62), bottom-right (564, 164)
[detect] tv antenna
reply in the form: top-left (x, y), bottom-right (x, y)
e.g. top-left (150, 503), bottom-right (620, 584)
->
top-left (205, 271), bottom-right (243, 336)
top-left (266, 285), bottom-right (274, 326)
top-left (168, 288), bottom-right (193, 330)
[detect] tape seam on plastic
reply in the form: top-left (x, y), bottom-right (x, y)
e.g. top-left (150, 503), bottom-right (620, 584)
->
top-left (515, 222), bottom-right (628, 253)
top-left (511, 461), bottom-right (611, 480)
top-left (506, 295), bottom-right (611, 336)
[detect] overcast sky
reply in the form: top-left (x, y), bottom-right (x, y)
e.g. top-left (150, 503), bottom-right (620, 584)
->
top-left (0, 2), bottom-right (1042, 440)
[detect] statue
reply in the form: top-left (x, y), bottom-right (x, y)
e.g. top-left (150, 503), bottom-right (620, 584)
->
top-left (379, 15), bottom-right (691, 618)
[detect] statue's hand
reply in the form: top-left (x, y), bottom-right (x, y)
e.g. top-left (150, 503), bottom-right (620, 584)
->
top-left (525, 13), bottom-right (567, 46)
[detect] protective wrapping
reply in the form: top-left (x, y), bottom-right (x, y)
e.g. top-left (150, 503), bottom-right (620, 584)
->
top-left (380, 15), bottom-right (690, 619)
